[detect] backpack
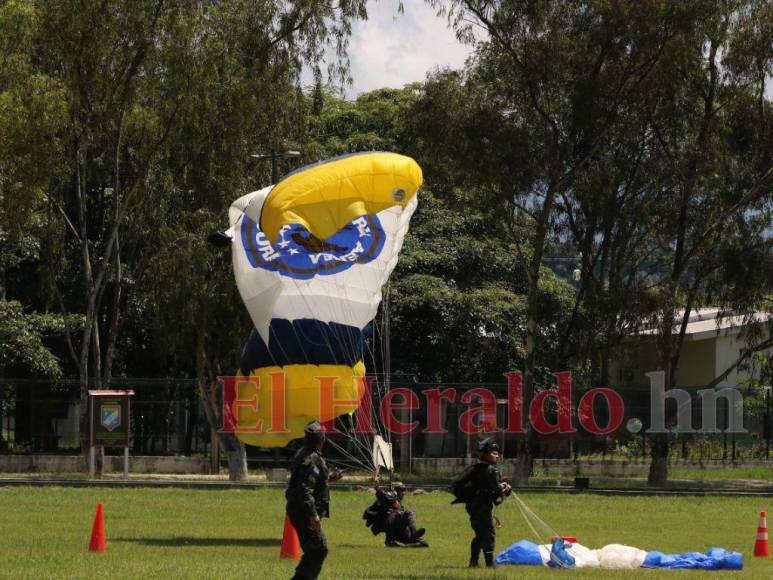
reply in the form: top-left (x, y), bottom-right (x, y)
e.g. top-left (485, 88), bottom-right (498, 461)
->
top-left (450, 463), bottom-right (485, 504)
top-left (363, 500), bottom-right (386, 535)
top-left (363, 489), bottom-right (398, 535)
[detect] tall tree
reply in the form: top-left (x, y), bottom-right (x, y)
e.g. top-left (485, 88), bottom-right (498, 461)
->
top-left (637, 0), bottom-right (772, 484)
top-left (3, 0), bottom-right (370, 477)
top-left (424, 0), bottom-right (678, 480)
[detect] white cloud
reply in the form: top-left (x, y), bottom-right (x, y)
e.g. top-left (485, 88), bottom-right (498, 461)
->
top-left (305, 1), bottom-right (475, 99)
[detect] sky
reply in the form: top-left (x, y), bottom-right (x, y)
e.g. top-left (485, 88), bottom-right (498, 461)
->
top-left (310, 1), bottom-right (772, 101)
top-left (312, 1), bottom-right (476, 99)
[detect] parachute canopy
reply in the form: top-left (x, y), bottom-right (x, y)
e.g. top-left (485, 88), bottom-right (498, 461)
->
top-left (495, 539), bottom-right (743, 571)
top-left (227, 152), bottom-right (422, 447)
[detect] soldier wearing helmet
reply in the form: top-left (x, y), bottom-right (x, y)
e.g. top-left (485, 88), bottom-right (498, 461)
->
top-left (285, 421), bottom-right (343, 580)
top-left (460, 438), bottom-right (511, 568)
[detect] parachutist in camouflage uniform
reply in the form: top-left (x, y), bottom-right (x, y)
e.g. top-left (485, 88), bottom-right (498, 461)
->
top-left (364, 481), bottom-right (428, 547)
top-left (285, 421), bottom-right (343, 580)
top-left (461, 438), bottom-right (511, 568)
top-left (384, 482), bottom-right (427, 547)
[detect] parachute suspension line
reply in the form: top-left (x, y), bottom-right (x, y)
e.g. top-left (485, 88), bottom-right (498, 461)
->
top-left (359, 288), bottom-right (394, 481)
top-left (506, 493), bottom-right (570, 569)
top-left (283, 195), bottom-right (385, 465)
top-left (278, 274), bottom-right (377, 471)
top-left (382, 281), bottom-right (392, 446)
top-left (509, 493), bottom-right (559, 540)
top-left (363, 314), bottom-right (390, 444)
top-left (323, 435), bottom-right (375, 473)
top-left (336, 436), bottom-right (374, 476)
top-left (510, 493), bottom-right (546, 543)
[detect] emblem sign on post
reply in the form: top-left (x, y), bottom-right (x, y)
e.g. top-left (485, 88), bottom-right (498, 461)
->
top-left (88, 390), bottom-right (134, 478)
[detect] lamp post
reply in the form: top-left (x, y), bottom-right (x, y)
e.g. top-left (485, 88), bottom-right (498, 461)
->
top-left (250, 149), bottom-right (301, 184)
top-left (765, 386), bottom-right (771, 461)
top-left (541, 254), bottom-right (582, 284)
top-left (208, 149), bottom-right (303, 248)
top-left (542, 254), bottom-right (582, 457)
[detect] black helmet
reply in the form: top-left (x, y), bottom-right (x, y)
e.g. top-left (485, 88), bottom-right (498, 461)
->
top-left (478, 437), bottom-right (499, 455)
top-left (304, 420), bottom-right (325, 443)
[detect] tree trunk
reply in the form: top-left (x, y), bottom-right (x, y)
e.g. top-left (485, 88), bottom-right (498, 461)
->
top-left (513, 186), bottom-right (557, 483)
top-left (195, 326), bottom-right (248, 482)
top-left (648, 324), bottom-right (673, 486)
top-left (220, 433), bottom-right (248, 482)
top-left (183, 389), bottom-right (196, 456)
top-left (648, 433), bottom-right (669, 485)
top-left (210, 428), bottom-right (220, 474)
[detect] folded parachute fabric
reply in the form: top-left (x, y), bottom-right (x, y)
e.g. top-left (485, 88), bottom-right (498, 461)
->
top-left (496, 540), bottom-right (743, 571)
top-left (642, 548), bottom-right (743, 571)
top-left (495, 541), bottom-right (549, 566)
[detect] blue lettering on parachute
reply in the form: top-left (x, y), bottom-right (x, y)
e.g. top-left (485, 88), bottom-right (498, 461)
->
top-left (240, 214), bottom-right (386, 279)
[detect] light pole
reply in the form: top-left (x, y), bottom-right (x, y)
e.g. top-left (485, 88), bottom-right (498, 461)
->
top-left (542, 254), bottom-right (582, 457)
top-left (208, 149), bottom-right (303, 248)
top-left (250, 149), bottom-right (301, 184)
top-left (765, 386), bottom-right (771, 461)
top-left (541, 254), bottom-right (582, 283)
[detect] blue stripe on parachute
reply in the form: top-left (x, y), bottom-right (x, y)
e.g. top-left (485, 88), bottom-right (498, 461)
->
top-left (495, 540), bottom-right (544, 566)
top-left (240, 319), bottom-right (367, 374)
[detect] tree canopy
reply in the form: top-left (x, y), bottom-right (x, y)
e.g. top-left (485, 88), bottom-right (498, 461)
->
top-left (1, 0), bottom-right (771, 483)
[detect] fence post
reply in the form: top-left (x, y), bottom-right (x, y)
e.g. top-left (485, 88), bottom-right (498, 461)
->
top-left (210, 428), bottom-right (220, 474)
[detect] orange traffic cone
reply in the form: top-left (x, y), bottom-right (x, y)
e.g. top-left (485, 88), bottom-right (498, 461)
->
top-left (754, 511), bottom-right (769, 557)
top-left (89, 503), bottom-right (106, 553)
top-left (280, 514), bottom-right (300, 560)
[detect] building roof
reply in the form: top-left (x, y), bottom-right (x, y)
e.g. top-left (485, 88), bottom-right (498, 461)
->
top-left (637, 308), bottom-right (772, 342)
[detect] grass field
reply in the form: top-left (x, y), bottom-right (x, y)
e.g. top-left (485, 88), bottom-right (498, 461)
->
top-left (0, 486), bottom-right (769, 579)
top-left (669, 467), bottom-right (773, 481)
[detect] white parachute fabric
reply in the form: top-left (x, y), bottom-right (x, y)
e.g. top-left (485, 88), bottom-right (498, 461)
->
top-left (228, 188), bottom-right (417, 344)
top-left (541, 543), bottom-right (646, 569)
top-left (372, 435), bottom-right (394, 473)
top-left (497, 540), bottom-right (648, 569)
top-left (597, 544), bottom-right (648, 569)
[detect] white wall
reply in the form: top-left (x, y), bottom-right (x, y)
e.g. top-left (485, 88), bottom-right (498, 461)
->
top-left (715, 329), bottom-right (773, 387)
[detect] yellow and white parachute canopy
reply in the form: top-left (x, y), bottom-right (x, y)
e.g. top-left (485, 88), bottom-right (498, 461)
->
top-left (226, 152), bottom-right (422, 449)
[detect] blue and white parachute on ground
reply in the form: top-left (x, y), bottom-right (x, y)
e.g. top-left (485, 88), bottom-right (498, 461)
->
top-left (497, 538), bottom-right (743, 571)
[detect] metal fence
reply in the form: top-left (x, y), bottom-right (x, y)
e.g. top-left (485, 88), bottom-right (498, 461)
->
top-left (387, 383), bottom-right (771, 466)
top-left (0, 378), bottom-right (210, 455)
top-left (1, 378), bottom-right (770, 466)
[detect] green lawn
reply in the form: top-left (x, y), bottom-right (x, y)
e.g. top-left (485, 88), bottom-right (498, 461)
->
top-left (0, 486), bottom-right (769, 579)
top-left (669, 467), bottom-right (773, 481)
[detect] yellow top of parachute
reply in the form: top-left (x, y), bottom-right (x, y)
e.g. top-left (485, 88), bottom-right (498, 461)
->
top-left (260, 152), bottom-right (423, 243)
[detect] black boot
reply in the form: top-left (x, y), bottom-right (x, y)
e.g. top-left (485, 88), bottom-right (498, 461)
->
top-left (469, 542), bottom-right (480, 567)
top-left (484, 551), bottom-right (497, 568)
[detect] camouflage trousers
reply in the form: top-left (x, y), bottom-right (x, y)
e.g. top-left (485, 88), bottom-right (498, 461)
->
top-left (465, 503), bottom-right (495, 562)
top-left (287, 507), bottom-right (329, 580)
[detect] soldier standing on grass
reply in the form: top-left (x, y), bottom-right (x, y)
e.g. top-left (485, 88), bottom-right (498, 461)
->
top-left (285, 421), bottom-right (343, 580)
top-left (457, 438), bottom-right (512, 568)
